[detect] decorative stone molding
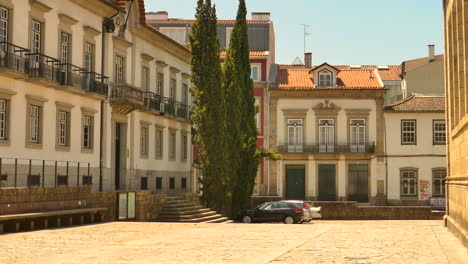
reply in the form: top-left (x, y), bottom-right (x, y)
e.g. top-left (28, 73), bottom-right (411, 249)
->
top-left (55, 101), bottom-right (75, 109)
top-left (29, 0), bottom-right (52, 13)
top-left (58, 14), bottom-right (78, 26)
top-left (312, 100), bottom-right (341, 113)
top-left (141, 53), bottom-right (155, 62)
top-left (181, 73), bottom-right (190, 79)
top-left (169, 67), bottom-right (181, 74)
top-left (83, 26), bottom-right (101, 36)
top-left (156, 60), bottom-right (168, 67)
top-left (112, 36), bottom-right (133, 49)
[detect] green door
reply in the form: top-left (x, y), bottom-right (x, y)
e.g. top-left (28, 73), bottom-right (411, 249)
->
top-left (318, 164), bottom-right (337, 201)
top-left (285, 165), bottom-right (306, 200)
top-left (348, 164), bottom-right (369, 202)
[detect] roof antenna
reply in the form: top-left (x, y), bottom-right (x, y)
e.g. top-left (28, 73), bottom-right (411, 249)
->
top-left (300, 24), bottom-right (310, 55)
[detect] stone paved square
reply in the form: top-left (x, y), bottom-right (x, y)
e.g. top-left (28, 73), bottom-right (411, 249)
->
top-left (0, 220), bottom-right (466, 264)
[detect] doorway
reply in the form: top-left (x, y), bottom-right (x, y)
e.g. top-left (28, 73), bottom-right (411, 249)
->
top-left (348, 164), bottom-right (369, 202)
top-left (114, 122), bottom-right (126, 191)
top-left (285, 165), bottom-right (305, 200)
top-left (318, 164), bottom-right (336, 201)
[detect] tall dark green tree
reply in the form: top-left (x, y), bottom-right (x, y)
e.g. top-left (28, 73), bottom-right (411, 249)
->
top-left (190, 0), bottom-right (230, 212)
top-left (225, 0), bottom-right (260, 215)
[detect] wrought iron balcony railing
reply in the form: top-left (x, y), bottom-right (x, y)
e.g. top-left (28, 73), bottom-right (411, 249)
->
top-left (163, 97), bottom-right (176, 116)
top-left (278, 142), bottom-right (375, 154)
top-left (56, 63), bottom-right (87, 90)
top-left (144, 92), bottom-right (162, 112)
top-left (176, 102), bottom-right (190, 120)
top-left (0, 42), bottom-right (29, 74)
top-left (85, 72), bottom-right (109, 96)
top-left (26, 52), bottom-right (61, 83)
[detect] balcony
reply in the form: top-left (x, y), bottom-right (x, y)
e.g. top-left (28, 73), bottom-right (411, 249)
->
top-left (26, 53), bottom-right (61, 87)
top-left (56, 63), bottom-right (87, 94)
top-left (0, 42), bottom-right (29, 79)
top-left (176, 102), bottom-right (190, 121)
top-left (162, 97), bottom-right (176, 116)
top-left (144, 92), bottom-right (163, 112)
top-left (85, 72), bottom-right (109, 97)
top-left (109, 84), bottom-right (145, 114)
top-left (278, 142), bottom-right (375, 154)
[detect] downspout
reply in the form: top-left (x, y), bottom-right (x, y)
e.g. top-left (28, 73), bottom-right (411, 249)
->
top-left (100, 9), bottom-right (120, 192)
top-left (383, 110), bottom-right (388, 203)
top-left (266, 80), bottom-right (270, 196)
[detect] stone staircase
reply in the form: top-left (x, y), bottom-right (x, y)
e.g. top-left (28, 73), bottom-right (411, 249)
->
top-left (157, 197), bottom-right (232, 223)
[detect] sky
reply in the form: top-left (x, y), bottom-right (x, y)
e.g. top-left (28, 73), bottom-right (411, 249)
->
top-left (145, 0), bottom-right (444, 65)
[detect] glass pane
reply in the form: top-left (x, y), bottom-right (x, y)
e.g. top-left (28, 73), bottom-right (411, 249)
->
top-left (127, 192), bottom-right (136, 219)
top-left (118, 193), bottom-right (128, 220)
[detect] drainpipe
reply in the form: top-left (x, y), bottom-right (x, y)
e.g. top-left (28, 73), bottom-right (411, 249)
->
top-left (266, 81), bottom-right (270, 196)
top-left (383, 110), bottom-right (388, 202)
top-left (100, 9), bottom-right (120, 192)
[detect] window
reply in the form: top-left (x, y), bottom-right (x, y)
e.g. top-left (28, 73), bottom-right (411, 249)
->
top-left (142, 66), bottom-right (150, 92)
top-left (255, 97), bottom-right (261, 131)
top-left (0, 7), bottom-right (8, 43)
top-left (156, 177), bottom-right (162, 190)
top-left (433, 120), bottom-right (446, 145)
top-left (401, 169), bottom-right (418, 196)
top-left (28, 105), bottom-right (41, 144)
top-left (182, 134), bottom-right (188, 160)
top-left (57, 110), bottom-right (69, 146)
top-left (140, 126), bottom-right (149, 157)
top-left (401, 120), bottom-right (416, 145)
top-left (350, 119), bottom-right (366, 152)
top-left (169, 131), bottom-right (176, 159)
top-left (0, 99), bottom-right (8, 140)
top-left (319, 119), bottom-right (335, 152)
top-left (169, 177), bottom-right (175, 189)
top-left (115, 55), bottom-right (125, 83)
top-left (170, 78), bottom-right (176, 100)
top-left (155, 129), bottom-right (163, 159)
top-left (157, 73), bottom-right (164, 95)
top-left (83, 115), bottom-right (93, 149)
top-left (181, 177), bottom-right (187, 190)
top-left (226, 27), bottom-right (233, 48)
top-left (31, 20), bottom-right (42, 62)
top-left (60, 32), bottom-right (70, 65)
top-left (182, 84), bottom-right (188, 104)
top-left (287, 119), bottom-right (303, 152)
top-left (251, 65), bottom-right (261, 81)
top-left (84, 42), bottom-right (94, 72)
top-left (140, 177), bottom-right (148, 190)
top-left (433, 169), bottom-right (446, 197)
top-left (318, 70), bottom-right (332, 87)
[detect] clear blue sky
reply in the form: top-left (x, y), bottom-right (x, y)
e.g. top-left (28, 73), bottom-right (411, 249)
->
top-left (145, 0), bottom-right (444, 65)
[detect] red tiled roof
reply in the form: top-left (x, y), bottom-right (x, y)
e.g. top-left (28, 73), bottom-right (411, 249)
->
top-left (335, 65), bottom-right (402, 81)
top-left (275, 65), bottom-right (385, 90)
top-left (146, 19), bottom-right (269, 25)
top-left (220, 50), bottom-right (269, 57)
top-left (114, 0), bottom-right (147, 25)
top-left (385, 95), bottom-right (445, 112)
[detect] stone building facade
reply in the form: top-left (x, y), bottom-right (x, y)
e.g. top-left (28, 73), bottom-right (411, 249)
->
top-left (443, 0), bottom-right (468, 249)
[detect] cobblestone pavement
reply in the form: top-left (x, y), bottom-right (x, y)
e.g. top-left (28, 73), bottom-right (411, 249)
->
top-left (0, 220), bottom-right (466, 264)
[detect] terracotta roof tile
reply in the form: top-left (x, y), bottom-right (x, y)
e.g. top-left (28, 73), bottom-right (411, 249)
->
top-left (336, 65), bottom-right (402, 80)
top-left (220, 50), bottom-right (269, 57)
top-left (385, 95), bottom-right (445, 112)
top-left (146, 19), bottom-right (269, 25)
top-left (275, 65), bottom-right (385, 90)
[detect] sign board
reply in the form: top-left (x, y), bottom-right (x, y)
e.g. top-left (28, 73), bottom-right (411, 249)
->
top-left (419, 180), bottom-right (431, 200)
top-left (430, 197), bottom-right (446, 210)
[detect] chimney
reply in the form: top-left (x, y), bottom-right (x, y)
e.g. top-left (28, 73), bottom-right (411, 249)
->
top-left (428, 44), bottom-right (435, 62)
top-left (252, 12), bottom-right (270, 21)
top-left (304, 52), bottom-right (312, 68)
top-left (146, 11), bottom-right (168, 21)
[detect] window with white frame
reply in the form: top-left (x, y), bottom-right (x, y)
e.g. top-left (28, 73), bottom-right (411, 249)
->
top-left (0, 99), bottom-right (8, 140)
top-left (287, 119), bottom-right (303, 152)
top-left (84, 42), bottom-right (94, 72)
top-left (0, 7), bottom-right (8, 44)
top-left (401, 120), bottom-right (416, 145)
top-left (433, 120), bottom-right (446, 145)
top-left (57, 111), bottom-right (69, 146)
top-left (182, 134), bottom-right (188, 160)
top-left (140, 126), bottom-right (149, 156)
top-left (31, 20), bottom-right (42, 63)
top-left (157, 72), bottom-right (164, 95)
top-left (319, 119), bottom-right (335, 152)
top-left (169, 131), bottom-right (176, 159)
top-left (350, 119), bottom-right (366, 152)
top-left (60, 32), bottom-right (70, 65)
top-left (142, 66), bottom-right (150, 92)
top-left (251, 64), bottom-right (261, 82)
top-left (170, 78), bottom-right (176, 100)
top-left (155, 129), bottom-right (163, 159)
top-left (318, 70), bottom-right (332, 87)
top-left (29, 105), bottom-right (40, 143)
top-left (401, 169), bottom-right (418, 196)
top-left (83, 115), bottom-right (93, 149)
top-left (433, 169), bottom-right (446, 196)
top-left (226, 27), bottom-right (233, 48)
top-left (115, 55), bottom-right (125, 83)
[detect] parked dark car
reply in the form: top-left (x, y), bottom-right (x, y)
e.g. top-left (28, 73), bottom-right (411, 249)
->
top-left (235, 201), bottom-right (306, 224)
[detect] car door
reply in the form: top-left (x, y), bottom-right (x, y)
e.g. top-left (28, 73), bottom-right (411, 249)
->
top-left (255, 203), bottom-right (273, 222)
top-left (272, 202), bottom-right (292, 221)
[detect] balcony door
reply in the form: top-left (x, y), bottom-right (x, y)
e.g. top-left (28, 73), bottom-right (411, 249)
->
top-left (350, 119), bottom-right (366, 152)
top-left (287, 119), bottom-right (303, 152)
top-left (319, 119), bottom-right (334, 152)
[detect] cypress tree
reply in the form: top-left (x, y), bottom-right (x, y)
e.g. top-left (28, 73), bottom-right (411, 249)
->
top-left (227, 0), bottom-right (259, 215)
top-left (190, 0), bottom-right (230, 212)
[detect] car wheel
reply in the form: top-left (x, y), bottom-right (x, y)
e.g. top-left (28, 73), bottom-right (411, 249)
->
top-left (242, 215), bottom-right (252, 224)
top-left (284, 216), bottom-right (294, 224)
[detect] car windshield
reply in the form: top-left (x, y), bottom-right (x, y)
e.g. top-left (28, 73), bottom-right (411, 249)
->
top-left (258, 203), bottom-right (272, 210)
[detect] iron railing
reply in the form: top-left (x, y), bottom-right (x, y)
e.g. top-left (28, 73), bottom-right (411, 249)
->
top-left (85, 72), bottom-right (109, 96)
top-left (144, 92), bottom-right (162, 112)
top-left (176, 102), bottom-right (190, 120)
top-left (0, 42), bottom-right (29, 74)
top-left (26, 52), bottom-right (61, 83)
top-left (109, 84), bottom-right (145, 107)
top-left (56, 63), bottom-right (87, 90)
top-left (0, 157), bottom-right (92, 189)
top-left (163, 97), bottom-right (176, 116)
top-left (278, 142), bottom-right (375, 154)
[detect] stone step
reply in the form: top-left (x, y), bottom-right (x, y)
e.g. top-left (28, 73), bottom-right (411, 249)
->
top-left (201, 217), bottom-right (231, 224)
top-left (166, 197), bottom-right (184, 201)
top-left (181, 214), bottom-right (224, 223)
top-left (159, 208), bottom-right (211, 216)
top-left (163, 202), bottom-right (197, 209)
top-left (162, 205), bottom-right (205, 212)
top-left (164, 199), bottom-right (195, 205)
top-left (158, 211), bottom-right (217, 220)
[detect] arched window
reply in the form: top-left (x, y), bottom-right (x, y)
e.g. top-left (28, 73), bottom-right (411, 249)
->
top-left (318, 70), bottom-right (332, 87)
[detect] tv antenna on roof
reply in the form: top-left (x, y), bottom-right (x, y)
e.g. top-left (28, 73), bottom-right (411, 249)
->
top-left (300, 24), bottom-right (311, 54)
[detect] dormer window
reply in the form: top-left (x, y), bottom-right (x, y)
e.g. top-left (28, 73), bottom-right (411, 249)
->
top-left (319, 70), bottom-right (332, 87)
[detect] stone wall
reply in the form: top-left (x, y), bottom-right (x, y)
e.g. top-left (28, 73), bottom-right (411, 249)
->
top-left (135, 191), bottom-right (166, 221)
top-left (182, 192), bottom-right (201, 206)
